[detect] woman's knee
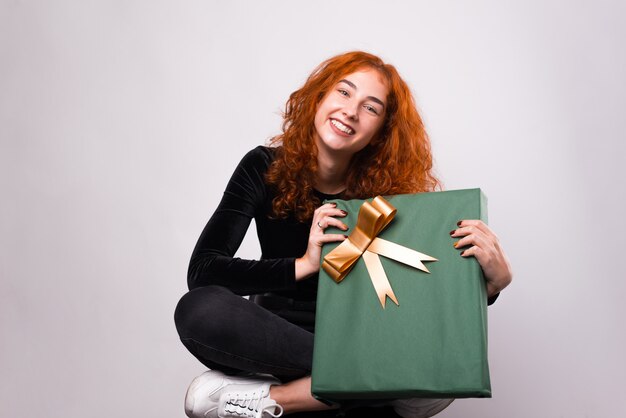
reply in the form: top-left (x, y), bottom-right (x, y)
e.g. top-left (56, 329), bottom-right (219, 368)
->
top-left (174, 285), bottom-right (236, 340)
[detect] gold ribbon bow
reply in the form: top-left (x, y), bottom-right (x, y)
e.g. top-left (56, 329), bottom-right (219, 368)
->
top-left (322, 196), bottom-right (437, 308)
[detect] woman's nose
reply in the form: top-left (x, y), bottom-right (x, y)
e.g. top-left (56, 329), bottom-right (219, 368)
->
top-left (342, 100), bottom-right (359, 121)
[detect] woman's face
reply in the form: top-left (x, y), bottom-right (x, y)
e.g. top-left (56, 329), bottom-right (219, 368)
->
top-left (314, 69), bottom-right (388, 160)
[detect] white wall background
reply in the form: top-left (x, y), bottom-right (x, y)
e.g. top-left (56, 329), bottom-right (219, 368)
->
top-left (1, 1), bottom-right (624, 417)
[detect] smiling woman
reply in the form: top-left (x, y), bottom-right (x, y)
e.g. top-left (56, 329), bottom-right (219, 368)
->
top-left (174, 51), bottom-right (512, 418)
top-left (266, 52), bottom-right (440, 223)
top-left (313, 70), bottom-right (388, 162)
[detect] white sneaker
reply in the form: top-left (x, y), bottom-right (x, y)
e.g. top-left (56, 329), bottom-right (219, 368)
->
top-left (184, 370), bottom-right (284, 418)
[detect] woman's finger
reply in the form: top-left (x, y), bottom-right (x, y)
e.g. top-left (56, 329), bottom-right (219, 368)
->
top-left (454, 220), bottom-right (493, 238)
top-left (459, 244), bottom-right (482, 259)
top-left (451, 224), bottom-right (484, 239)
top-left (315, 207), bottom-right (347, 220)
top-left (317, 233), bottom-right (348, 244)
top-left (313, 203), bottom-right (341, 217)
top-left (316, 216), bottom-right (349, 231)
top-left (453, 231), bottom-right (490, 252)
top-left (312, 206), bottom-right (348, 231)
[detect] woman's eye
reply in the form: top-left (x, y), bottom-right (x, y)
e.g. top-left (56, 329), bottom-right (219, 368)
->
top-left (364, 104), bottom-right (379, 115)
top-left (338, 89), bottom-right (349, 97)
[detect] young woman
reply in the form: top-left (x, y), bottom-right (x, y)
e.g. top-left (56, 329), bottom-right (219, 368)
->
top-left (175, 51), bottom-right (512, 418)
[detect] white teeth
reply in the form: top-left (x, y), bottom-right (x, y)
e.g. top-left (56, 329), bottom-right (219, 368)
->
top-left (331, 119), bottom-right (354, 134)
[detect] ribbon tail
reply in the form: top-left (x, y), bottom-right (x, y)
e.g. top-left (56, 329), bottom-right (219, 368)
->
top-left (362, 250), bottom-right (399, 308)
top-left (368, 238), bottom-right (437, 273)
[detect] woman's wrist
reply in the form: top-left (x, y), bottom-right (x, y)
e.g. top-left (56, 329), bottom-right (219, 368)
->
top-left (486, 273), bottom-right (512, 297)
top-left (295, 256), bottom-right (319, 281)
top-left (486, 282), bottom-right (500, 298)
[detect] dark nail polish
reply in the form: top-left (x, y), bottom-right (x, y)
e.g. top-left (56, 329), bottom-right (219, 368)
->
top-left (449, 230), bottom-right (455, 236)
top-left (344, 235), bottom-right (349, 239)
top-left (457, 221), bottom-right (462, 227)
top-left (460, 251), bottom-right (465, 256)
top-left (341, 210), bottom-right (348, 215)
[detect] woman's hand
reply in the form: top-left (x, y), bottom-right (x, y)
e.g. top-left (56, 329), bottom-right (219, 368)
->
top-left (451, 220), bottom-right (513, 297)
top-left (295, 203), bottom-right (348, 281)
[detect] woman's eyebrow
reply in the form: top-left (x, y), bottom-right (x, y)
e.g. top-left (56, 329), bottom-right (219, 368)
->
top-left (338, 79), bottom-right (385, 109)
top-left (338, 79), bottom-right (357, 90)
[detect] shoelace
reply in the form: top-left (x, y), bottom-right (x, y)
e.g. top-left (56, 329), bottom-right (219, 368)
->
top-left (215, 390), bottom-right (283, 418)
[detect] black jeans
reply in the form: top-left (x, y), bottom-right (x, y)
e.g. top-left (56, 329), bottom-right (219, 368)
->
top-left (175, 285), bottom-right (315, 380)
top-left (174, 285), bottom-right (401, 417)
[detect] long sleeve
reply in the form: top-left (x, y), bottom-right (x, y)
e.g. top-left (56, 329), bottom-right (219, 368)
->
top-left (187, 147), bottom-right (297, 294)
top-left (487, 292), bottom-right (499, 305)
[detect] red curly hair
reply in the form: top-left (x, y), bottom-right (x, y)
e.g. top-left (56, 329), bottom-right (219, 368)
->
top-left (266, 51), bottom-right (440, 222)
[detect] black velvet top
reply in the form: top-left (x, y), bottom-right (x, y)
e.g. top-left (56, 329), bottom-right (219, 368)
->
top-left (188, 146), bottom-right (336, 301)
top-left (188, 145), bottom-right (498, 306)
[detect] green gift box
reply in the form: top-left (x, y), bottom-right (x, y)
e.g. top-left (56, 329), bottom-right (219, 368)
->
top-left (311, 189), bottom-right (491, 400)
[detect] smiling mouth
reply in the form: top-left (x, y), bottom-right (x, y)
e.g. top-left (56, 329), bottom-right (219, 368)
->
top-left (331, 119), bottom-right (355, 135)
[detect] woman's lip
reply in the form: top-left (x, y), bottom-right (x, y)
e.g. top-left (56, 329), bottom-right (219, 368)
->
top-left (329, 119), bottom-right (355, 136)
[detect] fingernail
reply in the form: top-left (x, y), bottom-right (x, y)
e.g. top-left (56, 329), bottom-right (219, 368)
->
top-left (449, 230), bottom-right (456, 236)
top-left (460, 250), bottom-right (465, 256)
top-left (344, 235), bottom-right (349, 239)
top-left (340, 210), bottom-right (348, 215)
top-left (457, 221), bottom-right (463, 226)
top-left (453, 241), bottom-right (459, 248)
top-left (343, 225), bottom-right (349, 230)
